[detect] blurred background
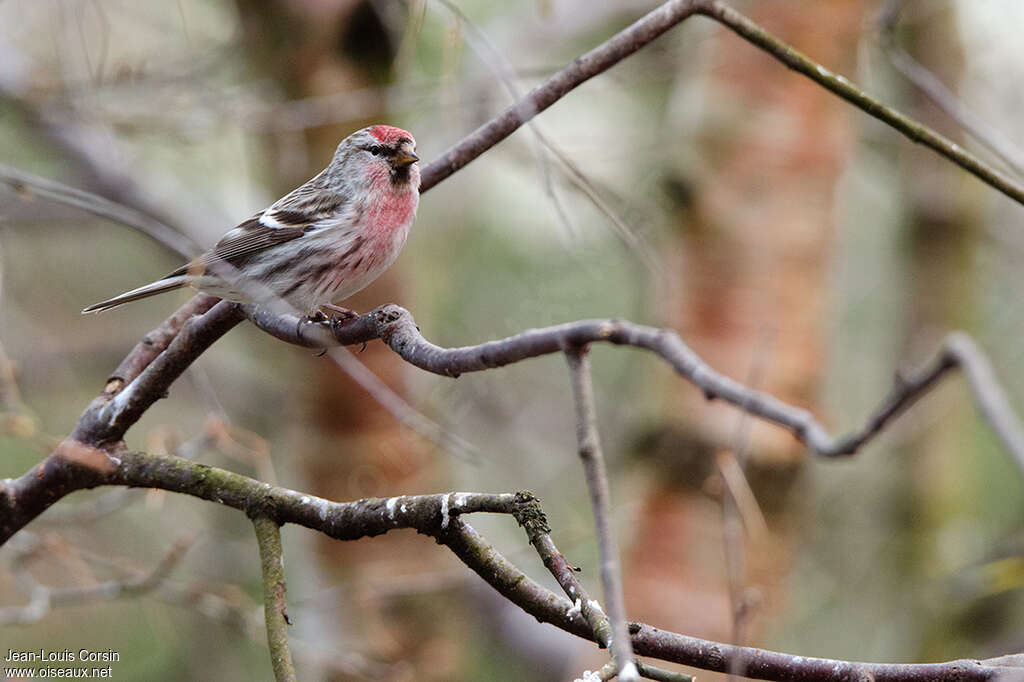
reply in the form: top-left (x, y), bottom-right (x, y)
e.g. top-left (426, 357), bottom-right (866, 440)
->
top-left (2, 0), bottom-right (1024, 679)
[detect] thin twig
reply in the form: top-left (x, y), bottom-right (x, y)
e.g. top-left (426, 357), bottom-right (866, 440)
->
top-left (949, 333), bottom-right (1024, 474)
top-left (566, 348), bottom-right (637, 682)
top-left (253, 516), bottom-right (297, 682)
top-left (716, 451), bottom-right (767, 540)
top-left (513, 492), bottom-right (692, 682)
top-left (326, 346), bottom-right (482, 462)
top-left (431, 0), bottom-right (577, 241)
top-left (513, 491), bottom-right (614, 648)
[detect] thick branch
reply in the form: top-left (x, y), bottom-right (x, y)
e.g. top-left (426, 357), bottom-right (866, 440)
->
top-left (105, 294), bottom-right (222, 393)
top-left (0, 451), bottom-right (1017, 680)
top-left (0, 449), bottom-right (517, 544)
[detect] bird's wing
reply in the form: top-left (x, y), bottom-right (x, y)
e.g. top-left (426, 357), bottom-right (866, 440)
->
top-left (261, 172), bottom-right (350, 230)
top-left (163, 214), bottom-right (307, 278)
top-left (164, 181), bottom-right (354, 278)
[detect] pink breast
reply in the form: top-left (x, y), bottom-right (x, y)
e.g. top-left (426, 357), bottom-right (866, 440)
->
top-left (370, 191), bottom-right (416, 231)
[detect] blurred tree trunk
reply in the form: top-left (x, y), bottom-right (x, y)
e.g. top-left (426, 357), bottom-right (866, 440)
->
top-left (627, 0), bottom-right (868, 658)
top-left (232, 2), bottom-right (446, 678)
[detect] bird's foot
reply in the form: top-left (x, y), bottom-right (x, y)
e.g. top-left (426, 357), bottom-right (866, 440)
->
top-left (319, 304), bottom-right (358, 321)
top-left (306, 310), bottom-right (331, 324)
top-left (295, 310), bottom-right (335, 340)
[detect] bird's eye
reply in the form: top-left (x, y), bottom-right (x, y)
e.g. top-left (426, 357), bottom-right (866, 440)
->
top-left (368, 145), bottom-right (384, 156)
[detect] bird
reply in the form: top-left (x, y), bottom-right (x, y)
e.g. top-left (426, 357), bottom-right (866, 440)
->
top-left (82, 125), bottom-right (420, 319)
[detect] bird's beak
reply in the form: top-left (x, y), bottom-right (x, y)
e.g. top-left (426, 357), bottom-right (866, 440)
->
top-left (393, 151), bottom-right (419, 168)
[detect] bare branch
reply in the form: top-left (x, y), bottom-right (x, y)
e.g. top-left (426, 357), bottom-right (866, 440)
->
top-left (566, 348), bottom-right (637, 681)
top-left (419, 0), bottom-right (702, 192)
top-left (437, 502), bottom-right (1015, 681)
top-left (513, 492), bottom-right (693, 682)
top-left (253, 517), bottom-right (297, 682)
top-left (248, 306), bottom-right (1024, 475)
top-left (104, 294), bottom-right (223, 393)
top-left (514, 491), bottom-right (614, 649)
top-left (0, 450), bottom-right (1017, 680)
top-left (696, 0), bottom-right (1024, 205)
top-left (420, 0), bottom-right (1024, 208)
top-left (0, 447), bottom-right (516, 544)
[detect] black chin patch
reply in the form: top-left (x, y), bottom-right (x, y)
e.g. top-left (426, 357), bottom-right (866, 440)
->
top-left (390, 165), bottom-right (411, 185)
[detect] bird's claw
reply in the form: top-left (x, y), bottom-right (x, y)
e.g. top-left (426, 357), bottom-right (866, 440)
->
top-left (319, 304), bottom-right (358, 321)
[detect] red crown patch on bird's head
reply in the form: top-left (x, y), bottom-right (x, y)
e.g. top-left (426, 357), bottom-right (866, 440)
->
top-left (369, 125), bottom-right (412, 144)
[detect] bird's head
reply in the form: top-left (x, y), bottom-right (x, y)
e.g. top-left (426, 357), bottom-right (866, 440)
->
top-left (334, 125), bottom-right (420, 193)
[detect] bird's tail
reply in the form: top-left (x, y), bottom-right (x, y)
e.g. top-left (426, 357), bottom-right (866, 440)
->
top-left (81, 276), bottom-right (189, 314)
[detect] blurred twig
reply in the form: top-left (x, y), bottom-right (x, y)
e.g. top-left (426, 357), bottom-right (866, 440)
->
top-left (719, 331), bottom-right (772, 680)
top-left (433, 0), bottom-right (577, 243)
top-left (0, 533), bottom-right (193, 626)
top-left (878, 0), bottom-right (1024, 177)
top-left (0, 162), bottom-right (196, 257)
top-left (432, 0), bottom-right (659, 270)
top-left (0, 48), bottom-right (216, 246)
top-left (0, 530), bottom-right (396, 677)
top-left (326, 346), bottom-right (483, 463)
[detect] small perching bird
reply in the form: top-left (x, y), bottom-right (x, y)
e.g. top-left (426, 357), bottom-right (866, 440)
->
top-left (83, 125), bottom-right (420, 317)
